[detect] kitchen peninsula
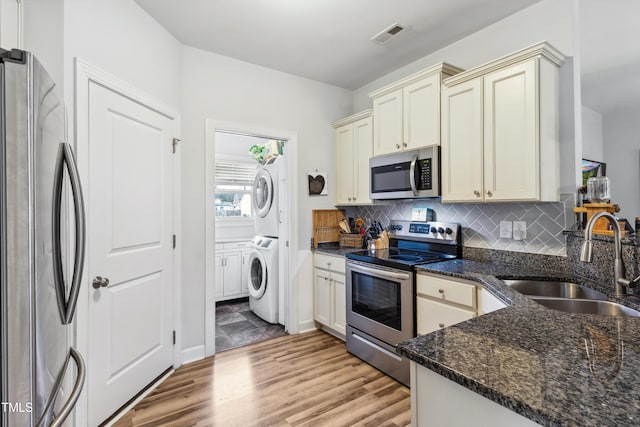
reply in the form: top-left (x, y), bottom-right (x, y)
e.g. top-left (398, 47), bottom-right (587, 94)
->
top-left (399, 254), bottom-right (640, 426)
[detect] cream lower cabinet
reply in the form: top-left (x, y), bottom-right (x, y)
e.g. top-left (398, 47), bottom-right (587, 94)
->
top-left (411, 362), bottom-right (539, 427)
top-left (416, 273), bottom-right (477, 335)
top-left (332, 110), bottom-right (373, 205)
top-left (313, 253), bottom-right (346, 338)
top-left (441, 42), bottom-right (565, 203)
top-left (215, 241), bottom-right (252, 302)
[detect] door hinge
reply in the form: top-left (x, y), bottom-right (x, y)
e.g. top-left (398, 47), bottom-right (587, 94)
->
top-left (173, 234), bottom-right (176, 249)
top-left (172, 138), bottom-right (181, 154)
top-left (173, 330), bottom-right (176, 345)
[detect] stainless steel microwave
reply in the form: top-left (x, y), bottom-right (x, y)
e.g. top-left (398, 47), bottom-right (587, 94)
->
top-left (369, 146), bottom-right (439, 200)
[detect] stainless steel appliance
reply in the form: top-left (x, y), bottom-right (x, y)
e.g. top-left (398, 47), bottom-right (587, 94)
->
top-left (369, 146), bottom-right (439, 200)
top-left (345, 220), bottom-right (461, 385)
top-left (1, 48), bottom-right (86, 426)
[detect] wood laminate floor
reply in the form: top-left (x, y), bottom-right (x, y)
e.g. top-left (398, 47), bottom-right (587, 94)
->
top-left (114, 330), bottom-right (410, 427)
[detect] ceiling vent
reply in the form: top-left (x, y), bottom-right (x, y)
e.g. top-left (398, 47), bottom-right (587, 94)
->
top-left (371, 23), bottom-right (410, 44)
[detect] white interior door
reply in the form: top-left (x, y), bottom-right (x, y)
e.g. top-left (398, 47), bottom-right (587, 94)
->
top-left (87, 82), bottom-right (174, 425)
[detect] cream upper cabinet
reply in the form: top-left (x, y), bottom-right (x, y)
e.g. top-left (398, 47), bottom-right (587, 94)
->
top-left (372, 89), bottom-right (403, 155)
top-left (441, 42), bottom-right (565, 203)
top-left (441, 78), bottom-right (484, 202)
top-left (403, 74), bottom-right (441, 151)
top-left (370, 63), bottom-right (463, 157)
top-left (332, 110), bottom-right (373, 205)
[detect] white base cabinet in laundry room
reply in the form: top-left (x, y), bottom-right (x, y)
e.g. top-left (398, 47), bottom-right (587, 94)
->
top-left (215, 241), bottom-right (253, 301)
top-left (313, 253), bottom-right (346, 338)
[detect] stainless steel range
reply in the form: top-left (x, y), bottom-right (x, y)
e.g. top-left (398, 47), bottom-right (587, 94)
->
top-left (345, 220), bottom-right (461, 386)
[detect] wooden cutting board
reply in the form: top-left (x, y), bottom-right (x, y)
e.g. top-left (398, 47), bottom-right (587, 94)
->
top-left (312, 209), bottom-right (345, 248)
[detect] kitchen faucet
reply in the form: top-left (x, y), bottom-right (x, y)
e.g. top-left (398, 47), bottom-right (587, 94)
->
top-left (580, 211), bottom-right (640, 297)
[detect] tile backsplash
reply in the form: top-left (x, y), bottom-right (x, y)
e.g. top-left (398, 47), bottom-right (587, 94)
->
top-left (345, 194), bottom-right (576, 256)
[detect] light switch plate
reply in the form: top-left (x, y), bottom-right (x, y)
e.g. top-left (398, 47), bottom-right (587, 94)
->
top-left (513, 221), bottom-right (527, 240)
top-left (500, 221), bottom-right (513, 239)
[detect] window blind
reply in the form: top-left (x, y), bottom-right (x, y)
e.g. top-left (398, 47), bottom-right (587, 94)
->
top-left (215, 161), bottom-right (256, 186)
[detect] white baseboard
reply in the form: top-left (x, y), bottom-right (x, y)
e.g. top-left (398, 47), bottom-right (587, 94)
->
top-left (182, 345), bottom-right (205, 364)
top-left (297, 319), bottom-right (317, 334)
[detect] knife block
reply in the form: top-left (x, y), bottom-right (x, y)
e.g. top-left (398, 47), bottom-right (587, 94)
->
top-left (573, 203), bottom-right (626, 237)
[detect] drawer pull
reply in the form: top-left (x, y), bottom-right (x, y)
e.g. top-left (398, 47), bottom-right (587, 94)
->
top-left (439, 323), bottom-right (445, 328)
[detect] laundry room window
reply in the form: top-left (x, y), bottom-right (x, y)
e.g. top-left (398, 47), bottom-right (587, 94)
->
top-left (215, 161), bottom-right (256, 218)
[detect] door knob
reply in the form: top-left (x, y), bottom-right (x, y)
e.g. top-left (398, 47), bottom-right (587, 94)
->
top-left (92, 276), bottom-right (109, 289)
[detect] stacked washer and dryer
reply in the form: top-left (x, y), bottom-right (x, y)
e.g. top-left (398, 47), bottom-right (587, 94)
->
top-left (248, 157), bottom-right (281, 324)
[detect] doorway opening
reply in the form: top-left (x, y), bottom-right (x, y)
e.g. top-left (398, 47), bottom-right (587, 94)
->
top-left (205, 120), bottom-right (299, 357)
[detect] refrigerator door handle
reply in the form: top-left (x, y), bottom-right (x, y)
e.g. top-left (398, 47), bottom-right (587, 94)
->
top-left (36, 347), bottom-right (86, 427)
top-left (52, 142), bottom-right (86, 324)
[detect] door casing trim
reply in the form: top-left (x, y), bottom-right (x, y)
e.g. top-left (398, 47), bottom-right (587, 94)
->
top-left (74, 58), bottom-right (181, 427)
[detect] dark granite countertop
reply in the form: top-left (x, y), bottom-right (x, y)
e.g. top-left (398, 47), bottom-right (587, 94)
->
top-left (312, 244), bottom-right (364, 257)
top-left (400, 259), bottom-right (640, 427)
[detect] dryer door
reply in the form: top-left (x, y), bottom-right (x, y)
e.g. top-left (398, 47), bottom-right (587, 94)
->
top-left (248, 250), bottom-right (267, 299)
top-left (252, 169), bottom-right (273, 218)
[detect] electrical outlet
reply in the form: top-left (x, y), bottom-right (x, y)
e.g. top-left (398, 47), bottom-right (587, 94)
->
top-left (499, 221), bottom-right (513, 239)
top-left (513, 221), bottom-right (527, 240)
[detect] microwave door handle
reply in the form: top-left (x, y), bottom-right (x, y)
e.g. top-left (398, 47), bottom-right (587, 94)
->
top-left (409, 155), bottom-right (418, 196)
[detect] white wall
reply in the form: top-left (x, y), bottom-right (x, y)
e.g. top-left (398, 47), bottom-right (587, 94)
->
top-left (353, 0), bottom-right (578, 192)
top-left (0, 0), bottom-right (21, 49)
top-left (581, 106), bottom-right (604, 162)
top-left (181, 45), bottom-right (353, 351)
top-left (62, 0), bottom-right (182, 123)
top-left (353, 0), bottom-right (574, 111)
top-left (23, 0), bottom-right (64, 87)
top-left (603, 106), bottom-right (640, 220)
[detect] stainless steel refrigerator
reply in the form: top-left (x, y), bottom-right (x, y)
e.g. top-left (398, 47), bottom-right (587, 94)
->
top-left (1, 49), bottom-right (85, 426)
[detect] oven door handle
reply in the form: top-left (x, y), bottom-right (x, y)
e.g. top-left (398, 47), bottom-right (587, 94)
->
top-left (409, 154), bottom-right (418, 196)
top-left (348, 262), bottom-right (411, 281)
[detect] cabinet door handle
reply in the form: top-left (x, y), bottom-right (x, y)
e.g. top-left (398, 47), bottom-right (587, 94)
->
top-left (348, 197), bottom-right (352, 202)
top-left (403, 142), bottom-right (407, 148)
top-left (438, 289), bottom-right (445, 294)
top-left (395, 144), bottom-right (400, 149)
top-left (486, 190), bottom-right (493, 197)
top-left (473, 190), bottom-right (481, 197)
top-left (439, 323), bottom-right (445, 328)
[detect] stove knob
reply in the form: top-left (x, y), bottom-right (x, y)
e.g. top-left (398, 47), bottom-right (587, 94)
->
top-left (431, 227), bottom-right (437, 234)
top-left (437, 227), bottom-right (445, 234)
top-left (397, 225), bottom-right (403, 231)
top-left (445, 227), bottom-right (453, 235)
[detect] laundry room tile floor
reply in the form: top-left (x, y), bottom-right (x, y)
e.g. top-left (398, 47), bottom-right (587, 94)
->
top-left (215, 298), bottom-right (287, 352)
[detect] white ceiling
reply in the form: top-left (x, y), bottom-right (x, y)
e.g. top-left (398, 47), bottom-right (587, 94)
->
top-left (135, 0), bottom-right (542, 89)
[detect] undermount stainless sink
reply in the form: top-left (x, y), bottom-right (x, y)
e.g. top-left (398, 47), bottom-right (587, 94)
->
top-left (532, 298), bottom-right (640, 318)
top-left (502, 280), bottom-right (607, 300)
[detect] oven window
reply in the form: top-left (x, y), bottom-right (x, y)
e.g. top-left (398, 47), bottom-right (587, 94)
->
top-left (351, 271), bottom-right (401, 331)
